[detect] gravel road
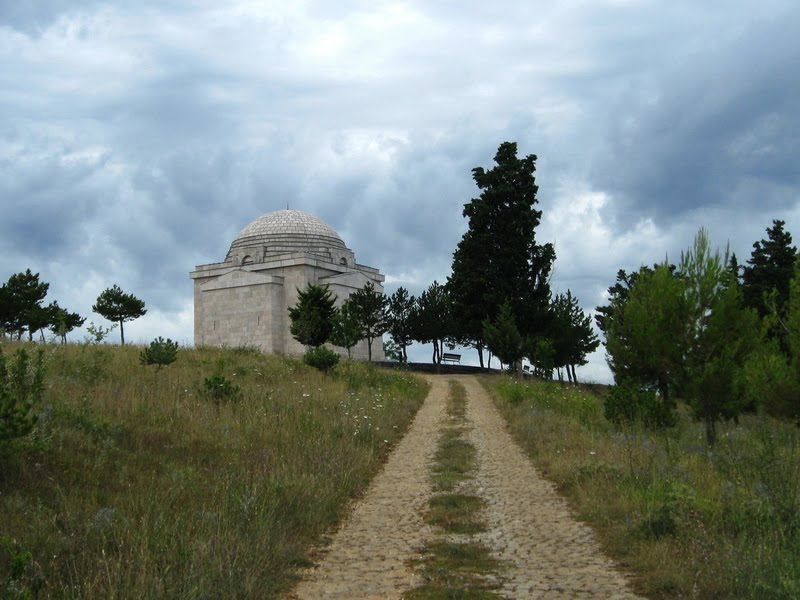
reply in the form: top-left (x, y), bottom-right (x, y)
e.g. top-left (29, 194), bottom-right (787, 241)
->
top-left (287, 375), bottom-right (643, 599)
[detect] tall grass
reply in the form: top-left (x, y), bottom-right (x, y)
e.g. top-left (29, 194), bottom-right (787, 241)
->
top-left (0, 342), bottom-right (427, 598)
top-left (490, 376), bottom-right (800, 599)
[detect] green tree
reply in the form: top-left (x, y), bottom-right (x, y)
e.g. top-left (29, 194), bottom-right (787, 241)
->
top-left (1, 347), bottom-right (44, 446)
top-left (605, 264), bottom-right (688, 408)
top-left (742, 256), bottom-right (800, 421)
top-left (525, 337), bottom-right (555, 379)
top-left (48, 303), bottom-right (86, 344)
top-left (330, 301), bottom-right (362, 358)
top-left (0, 270), bottom-right (49, 340)
top-left (348, 282), bottom-right (388, 362)
top-left (92, 284), bottom-right (147, 345)
top-left (411, 281), bottom-right (453, 364)
top-left (448, 142), bottom-right (555, 367)
top-left (550, 291), bottom-right (600, 383)
top-left (742, 219), bottom-right (797, 319)
top-left (387, 287), bottom-right (416, 364)
top-left (483, 301), bottom-right (523, 372)
top-left (287, 284), bottom-right (337, 348)
top-left (23, 303), bottom-right (51, 342)
top-left (679, 228), bottom-right (761, 445)
top-left (140, 337), bottom-right (179, 370)
top-left (303, 346), bottom-right (340, 373)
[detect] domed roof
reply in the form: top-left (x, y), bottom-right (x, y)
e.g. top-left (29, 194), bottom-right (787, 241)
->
top-left (227, 209), bottom-right (347, 260)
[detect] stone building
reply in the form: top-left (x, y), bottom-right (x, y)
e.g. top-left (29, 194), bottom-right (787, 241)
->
top-left (190, 209), bottom-right (385, 360)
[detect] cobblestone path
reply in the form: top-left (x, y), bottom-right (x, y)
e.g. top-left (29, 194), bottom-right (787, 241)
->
top-left (287, 375), bottom-right (643, 599)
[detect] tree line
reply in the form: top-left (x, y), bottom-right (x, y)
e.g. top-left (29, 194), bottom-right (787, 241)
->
top-left (0, 274), bottom-right (146, 345)
top-left (291, 141), bottom-right (600, 380)
top-left (597, 219), bottom-right (800, 445)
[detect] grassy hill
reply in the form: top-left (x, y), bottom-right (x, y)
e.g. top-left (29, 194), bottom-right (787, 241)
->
top-left (0, 342), bottom-right (427, 598)
top-left (489, 376), bottom-right (800, 599)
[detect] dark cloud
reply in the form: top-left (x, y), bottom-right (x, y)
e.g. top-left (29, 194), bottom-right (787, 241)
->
top-left (2, 1), bottom-right (799, 379)
top-left (595, 8), bottom-right (800, 228)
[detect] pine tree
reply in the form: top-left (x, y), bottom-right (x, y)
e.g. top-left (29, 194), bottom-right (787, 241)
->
top-left (287, 284), bottom-right (337, 348)
top-left (550, 291), bottom-right (599, 383)
top-left (410, 281), bottom-right (452, 364)
top-left (448, 142), bottom-right (555, 367)
top-left (92, 285), bottom-right (147, 345)
top-left (0, 270), bottom-right (49, 340)
top-left (347, 282), bottom-right (388, 362)
top-left (680, 229), bottom-right (760, 445)
top-left (483, 301), bottom-right (523, 371)
top-left (387, 287), bottom-right (416, 364)
top-left (330, 302), bottom-right (362, 359)
top-left (605, 264), bottom-right (688, 406)
top-left (742, 219), bottom-right (797, 318)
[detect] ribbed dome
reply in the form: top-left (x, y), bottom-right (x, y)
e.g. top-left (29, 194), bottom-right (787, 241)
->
top-left (226, 210), bottom-right (347, 260)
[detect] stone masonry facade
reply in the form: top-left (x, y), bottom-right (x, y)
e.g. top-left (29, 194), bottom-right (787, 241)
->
top-left (190, 210), bottom-right (386, 360)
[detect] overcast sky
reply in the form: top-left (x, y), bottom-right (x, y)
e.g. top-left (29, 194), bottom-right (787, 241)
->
top-left (2, 1), bottom-right (799, 381)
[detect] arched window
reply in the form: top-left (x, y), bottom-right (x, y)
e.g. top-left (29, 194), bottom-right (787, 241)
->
top-left (340, 257), bottom-right (347, 266)
top-left (242, 255), bottom-right (253, 265)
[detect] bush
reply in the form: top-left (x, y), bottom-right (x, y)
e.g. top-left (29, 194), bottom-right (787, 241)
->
top-left (201, 375), bottom-right (242, 404)
top-left (303, 346), bottom-right (340, 373)
top-left (1, 535), bottom-right (43, 597)
top-left (604, 382), bottom-right (676, 430)
top-left (738, 348), bottom-right (800, 420)
top-left (1, 347), bottom-right (44, 446)
top-left (139, 337), bottom-right (179, 370)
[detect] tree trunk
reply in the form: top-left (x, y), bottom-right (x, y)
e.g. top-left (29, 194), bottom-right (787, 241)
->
top-left (477, 346), bottom-right (484, 369)
top-left (571, 364), bottom-right (578, 384)
top-left (366, 335), bottom-right (373, 361)
top-left (705, 417), bottom-right (716, 447)
top-left (120, 320), bottom-right (125, 345)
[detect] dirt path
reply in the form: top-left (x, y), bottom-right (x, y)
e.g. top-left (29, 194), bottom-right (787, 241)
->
top-left (287, 375), bottom-right (643, 599)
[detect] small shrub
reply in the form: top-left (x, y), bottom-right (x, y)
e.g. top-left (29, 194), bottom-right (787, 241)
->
top-left (201, 375), bottom-right (242, 404)
top-left (303, 346), bottom-right (340, 373)
top-left (0, 535), bottom-right (43, 597)
top-left (83, 321), bottom-right (115, 344)
top-left (139, 337), bottom-right (179, 370)
top-left (639, 503), bottom-right (678, 539)
top-left (738, 349), bottom-right (800, 419)
top-left (604, 382), bottom-right (676, 430)
top-left (1, 347), bottom-right (44, 446)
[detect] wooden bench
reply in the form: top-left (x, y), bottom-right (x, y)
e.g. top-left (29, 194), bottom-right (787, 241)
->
top-left (442, 352), bottom-right (461, 364)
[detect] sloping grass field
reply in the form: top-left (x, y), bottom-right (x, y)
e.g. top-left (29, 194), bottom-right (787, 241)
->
top-left (488, 376), bottom-right (800, 600)
top-left (0, 342), bottom-right (427, 598)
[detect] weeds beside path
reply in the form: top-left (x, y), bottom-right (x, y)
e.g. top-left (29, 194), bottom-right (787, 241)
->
top-left (288, 376), bottom-right (448, 599)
